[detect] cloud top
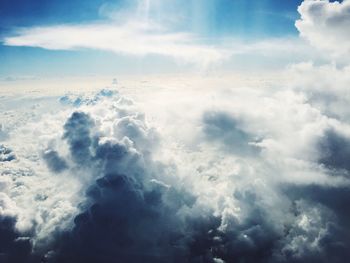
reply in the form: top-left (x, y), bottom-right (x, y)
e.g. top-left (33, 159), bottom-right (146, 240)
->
top-left (296, 0), bottom-right (350, 57)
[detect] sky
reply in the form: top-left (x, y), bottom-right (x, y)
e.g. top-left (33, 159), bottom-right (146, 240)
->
top-left (2, 1), bottom-right (350, 263)
top-left (0, 0), bottom-right (302, 35)
top-left (0, 0), bottom-right (306, 77)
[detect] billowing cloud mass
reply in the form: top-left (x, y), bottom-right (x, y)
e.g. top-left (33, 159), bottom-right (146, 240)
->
top-left (1, 73), bottom-right (350, 262)
top-left (1, 0), bottom-right (350, 263)
top-left (296, 0), bottom-right (350, 57)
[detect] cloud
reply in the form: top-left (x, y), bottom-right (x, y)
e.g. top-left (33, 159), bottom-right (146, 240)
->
top-left (1, 83), bottom-right (347, 262)
top-left (0, 145), bottom-right (16, 162)
top-left (50, 133), bottom-right (193, 262)
top-left (43, 150), bottom-right (68, 173)
top-left (63, 111), bottom-right (95, 166)
top-left (0, 216), bottom-right (37, 263)
top-left (296, 0), bottom-right (350, 58)
top-left (1, 71), bottom-right (350, 263)
top-left (3, 23), bottom-right (226, 66)
top-left (202, 111), bottom-right (260, 155)
top-left (2, 24), bottom-right (325, 71)
top-left (1, 0), bottom-right (229, 66)
top-left (283, 185), bottom-right (350, 262)
top-left (287, 62), bottom-right (350, 121)
top-left (318, 128), bottom-right (350, 173)
top-left (1, 0), bottom-right (328, 70)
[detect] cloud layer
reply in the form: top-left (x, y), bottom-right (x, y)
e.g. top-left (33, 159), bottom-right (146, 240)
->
top-left (1, 69), bottom-right (350, 262)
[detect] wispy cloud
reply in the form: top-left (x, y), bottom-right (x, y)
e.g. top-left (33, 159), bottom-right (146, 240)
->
top-left (3, 22), bottom-right (324, 71)
top-left (3, 22), bottom-right (227, 66)
top-left (0, 0), bottom-right (321, 69)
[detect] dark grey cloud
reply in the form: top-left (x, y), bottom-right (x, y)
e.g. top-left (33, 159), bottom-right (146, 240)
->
top-left (283, 184), bottom-right (350, 263)
top-left (195, 190), bottom-right (283, 263)
top-left (202, 111), bottom-right (260, 155)
top-left (0, 216), bottom-right (40, 263)
top-left (63, 112), bottom-right (94, 165)
top-left (43, 150), bottom-right (68, 173)
top-left (46, 112), bottom-right (193, 262)
top-left (318, 129), bottom-right (350, 173)
top-left (39, 111), bottom-right (349, 263)
top-left (35, 111), bottom-right (282, 263)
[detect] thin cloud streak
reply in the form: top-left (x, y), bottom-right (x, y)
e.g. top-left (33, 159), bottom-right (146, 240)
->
top-left (3, 22), bottom-right (227, 66)
top-left (3, 22), bottom-right (323, 70)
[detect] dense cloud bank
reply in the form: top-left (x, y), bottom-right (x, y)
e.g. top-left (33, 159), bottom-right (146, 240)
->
top-left (1, 79), bottom-right (350, 262)
top-left (1, 0), bottom-right (350, 262)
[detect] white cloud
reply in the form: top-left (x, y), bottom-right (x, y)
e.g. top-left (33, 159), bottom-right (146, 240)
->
top-left (3, 22), bottom-right (226, 66)
top-left (296, 0), bottom-right (350, 58)
top-left (287, 62), bottom-right (350, 120)
top-left (3, 23), bottom-right (325, 71)
top-left (1, 0), bottom-right (329, 71)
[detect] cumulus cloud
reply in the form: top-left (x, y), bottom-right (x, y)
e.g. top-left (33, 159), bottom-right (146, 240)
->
top-left (287, 62), bottom-right (350, 120)
top-left (296, 0), bottom-right (350, 58)
top-left (1, 80), bottom-right (349, 262)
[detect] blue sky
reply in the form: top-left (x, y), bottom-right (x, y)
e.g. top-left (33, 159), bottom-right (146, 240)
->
top-left (0, 0), bottom-right (305, 77)
top-left (0, 0), bottom-right (303, 35)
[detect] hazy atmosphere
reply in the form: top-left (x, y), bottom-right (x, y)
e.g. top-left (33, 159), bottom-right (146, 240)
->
top-left (1, 0), bottom-right (350, 262)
